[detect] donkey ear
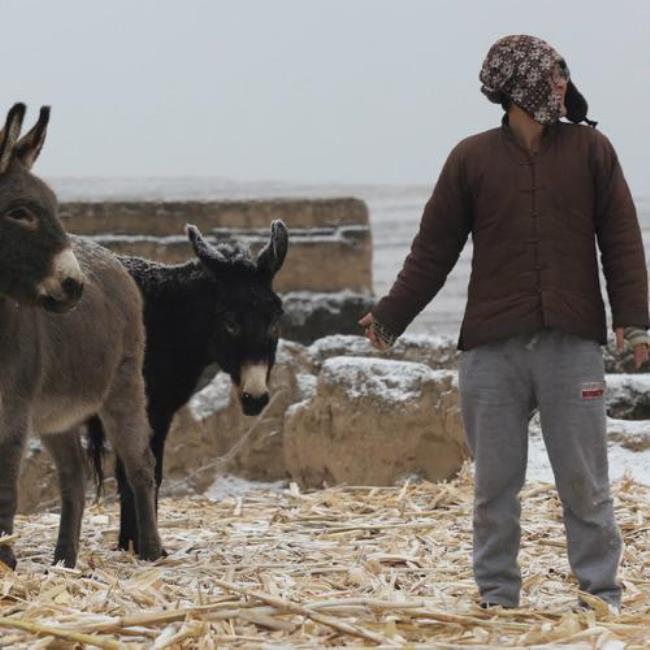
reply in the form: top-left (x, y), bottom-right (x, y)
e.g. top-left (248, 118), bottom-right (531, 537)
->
top-left (0, 103), bottom-right (26, 174)
top-left (14, 106), bottom-right (50, 170)
top-left (186, 224), bottom-right (228, 266)
top-left (256, 219), bottom-right (288, 281)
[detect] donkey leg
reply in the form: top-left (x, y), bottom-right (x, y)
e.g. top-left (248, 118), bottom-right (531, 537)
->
top-left (115, 456), bottom-right (139, 552)
top-left (0, 412), bottom-right (29, 570)
top-left (151, 430), bottom-right (166, 512)
top-left (100, 411), bottom-right (162, 561)
top-left (150, 413), bottom-right (174, 511)
top-left (42, 431), bottom-right (86, 568)
top-left (115, 412), bottom-right (173, 553)
top-left (99, 359), bottom-right (162, 561)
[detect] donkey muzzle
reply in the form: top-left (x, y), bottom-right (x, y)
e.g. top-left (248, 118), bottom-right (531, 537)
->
top-left (36, 247), bottom-right (85, 313)
top-left (241, 391), bottom-right (270, 416)
top-left (239, 362), bottom-right (270, 416)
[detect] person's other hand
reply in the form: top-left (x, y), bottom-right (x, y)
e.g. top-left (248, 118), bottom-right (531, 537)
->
top-left (358, 312), bottom-right (391, 350)
top-left (616, 327), bottom-right (649, 370)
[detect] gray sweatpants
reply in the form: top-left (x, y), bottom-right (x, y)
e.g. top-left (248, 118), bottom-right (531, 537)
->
top-left (458, 329), bottom-right (622, 608)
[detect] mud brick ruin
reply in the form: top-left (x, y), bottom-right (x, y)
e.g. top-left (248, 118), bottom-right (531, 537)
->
top-left (58, 198), bottom-right (374, 343)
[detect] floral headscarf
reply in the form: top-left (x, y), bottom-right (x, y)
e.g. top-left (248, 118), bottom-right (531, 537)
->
top-left (480, 35), bottom-right (594, 127)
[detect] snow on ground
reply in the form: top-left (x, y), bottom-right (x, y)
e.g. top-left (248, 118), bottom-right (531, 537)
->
top-left (527, 414), bottom-right (650, 486)
top-left (527, 431), bottom-right (650, 486)
top-left (604, 443), bottom-right (650, 485)
top-left (205, 473), bottom-right (287, 500)
top-left (606, 373), bottom-right (650, 396)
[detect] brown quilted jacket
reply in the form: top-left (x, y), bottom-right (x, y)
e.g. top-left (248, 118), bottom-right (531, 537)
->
top-left (372, 118), bottom-right (649, 350)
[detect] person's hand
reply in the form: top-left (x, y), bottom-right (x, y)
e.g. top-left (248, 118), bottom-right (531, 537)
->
top-left (616, 327), bottom-right (649, 370)
top-left (358, 312), bottom-right (391, 350)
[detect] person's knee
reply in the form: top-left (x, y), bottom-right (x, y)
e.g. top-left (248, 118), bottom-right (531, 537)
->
top-left (560, 475), bottom-right (611, 522)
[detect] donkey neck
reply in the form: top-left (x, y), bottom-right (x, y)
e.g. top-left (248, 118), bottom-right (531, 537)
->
top-left (133, 258), bottom-right (216, 352)
top-left (133, 258), bottom-right (219, 411)
top-left (0, 297), bottom-right (16, 345)
top-left (0, 296), bottom-right (35, 340)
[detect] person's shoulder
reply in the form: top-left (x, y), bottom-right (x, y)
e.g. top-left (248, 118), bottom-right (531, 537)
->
top-left (447, 127), bottom-right (502, 162)
top-left (558, 122), bottom-right (614, 149)
top-left (558, 123), bottom-right (620, 169)
top-left (457, 126), bottom-right (502, 151)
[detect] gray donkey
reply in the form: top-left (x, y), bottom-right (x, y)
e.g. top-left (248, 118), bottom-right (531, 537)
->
top-left (0, 103), bottom-right (163, 569)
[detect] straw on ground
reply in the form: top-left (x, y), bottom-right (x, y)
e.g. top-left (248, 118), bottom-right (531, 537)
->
top-left (1, 464), bottom-right (649, 648)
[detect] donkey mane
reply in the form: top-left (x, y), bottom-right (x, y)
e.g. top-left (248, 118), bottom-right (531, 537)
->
top-left (117, 240), bottom-right (258, 293)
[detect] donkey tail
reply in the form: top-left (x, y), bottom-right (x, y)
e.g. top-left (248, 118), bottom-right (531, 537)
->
top-left (86, 415), bottom-right (107, 498)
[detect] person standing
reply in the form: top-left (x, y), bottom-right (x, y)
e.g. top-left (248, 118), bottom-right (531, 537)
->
top-left (359, 34), bottom-right (649, 611)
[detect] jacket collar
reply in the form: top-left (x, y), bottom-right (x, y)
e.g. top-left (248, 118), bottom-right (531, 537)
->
top-left (500, 114), bottom-right (560, 157)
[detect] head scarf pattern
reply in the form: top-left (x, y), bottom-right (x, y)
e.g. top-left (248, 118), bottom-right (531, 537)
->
top-left (480, 35), bottom-right (569, 126)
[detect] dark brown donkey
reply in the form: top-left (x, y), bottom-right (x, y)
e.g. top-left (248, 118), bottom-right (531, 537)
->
top-left (0, 103), bottom-right (163, 569)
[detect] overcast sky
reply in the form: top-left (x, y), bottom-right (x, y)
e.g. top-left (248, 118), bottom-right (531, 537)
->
top-left (3, 0), bottom-right (649, 196)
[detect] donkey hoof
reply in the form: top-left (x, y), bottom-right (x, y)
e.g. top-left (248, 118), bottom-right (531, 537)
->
top-left (138, 541), bottom-right (164, 562)
top-left (118, 534), bottom-right (138, 554)
top-left (53, 548), bottom-right (78, 569)
top-left (116, 539), bottom-right (137, 554)
top-left (0, 546), bottom-right (17, 571)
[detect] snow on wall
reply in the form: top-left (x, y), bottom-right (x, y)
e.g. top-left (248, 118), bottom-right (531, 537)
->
top-left (189, 372), bottom-right (233, 420)
top-left (605, 373), bottom-right (650, 401)
top-left (308, 333), bottom-right (457, 363)
top-left (395, 332), bottom-right (458, 351)
top-left (181, 338), bottom-right (650, 487)
top-left (308, 335), bottom-right (375, 361)
top-left (276, 339), bottom-right (309, 365)
top-left (320, 356), bottom-right (451, 403)
top-left (296, 373), bottom-right (318, 401)
top-left (281, 291), bottom-right (373, 327)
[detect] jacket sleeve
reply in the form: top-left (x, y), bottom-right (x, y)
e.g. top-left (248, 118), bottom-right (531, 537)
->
top-left (593, 132), bottom-right (650, 330)
top-left (371, 145), bottom-right (472, 337)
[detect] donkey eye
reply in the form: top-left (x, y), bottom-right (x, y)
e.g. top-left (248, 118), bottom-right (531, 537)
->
top-left (6, 207), bottom-right (36, 225)
top-left (224, 321), bottom-right (241, 337)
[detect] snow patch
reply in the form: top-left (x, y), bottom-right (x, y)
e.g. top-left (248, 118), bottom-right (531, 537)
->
top-left (527, 415), bottom-right (650, 485)
top-left (296, 373), bottom-right (318, 401)
top-left (276, 339), bottom-right (308, 365)
top-left (307, 333), bottom-right (458, 370)
top-left (281, 291), bottom-right (373, 327)
top-left (395, 332), bottom-right (457, 350)
top-left (283, 289), bottom-right (373, 303)
top-left (321, 356), bottom-right (449, 403)
top-left (189, 372), bottom-right (233, 420)
top-left (286, 398), bottom-right (312, 419)
top-left (213, 224), bottom-right (369, 246)
top-left (206, 474), bottom-right (287, 501)
top-left (605, 373), bottom-right (650, 405)
top-left (606, 417), bottom-right (650, 435)
top-left (308, 335), bottom-right (374, 361)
